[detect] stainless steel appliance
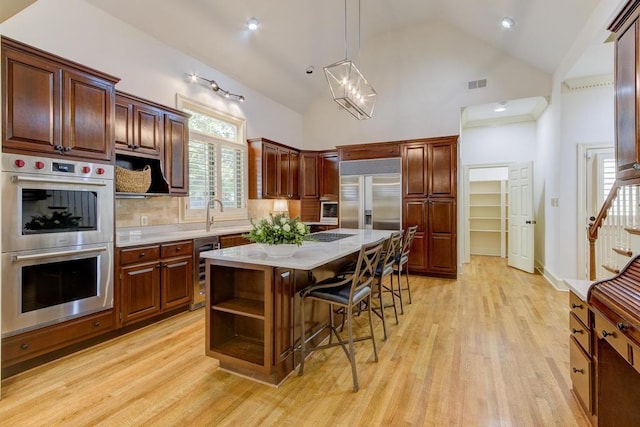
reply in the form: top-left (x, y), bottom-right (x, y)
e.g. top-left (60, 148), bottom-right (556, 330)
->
top-left (339, 158), bottom-right (402, 230)
top-left (320, 201), bottom-right (338, 225)
top-left (192, 235), bottom-right (220, 310)
top-left (1, 153), bottom-right (114, 337)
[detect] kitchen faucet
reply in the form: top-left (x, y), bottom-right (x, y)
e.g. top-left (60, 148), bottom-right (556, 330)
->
top-left (205, 198), bottom-right (224, 232)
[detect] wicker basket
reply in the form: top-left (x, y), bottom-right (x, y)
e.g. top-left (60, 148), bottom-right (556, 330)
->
top-left (115, 165), bottom-right (151, 193)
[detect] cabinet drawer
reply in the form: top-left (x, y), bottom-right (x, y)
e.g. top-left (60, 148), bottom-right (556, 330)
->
top-left (570, 312), bottom-right (591, 355)
top-left (569, 291), bottom-right (589, 327)
top-left (570, 337), bottom-right (592, 415)
top-left (594, 311), bottom-right (631, 362)
top-left (119, 245), bottom-right (160, 265)
top-left (161, 241), bottom-right (193, 258)
top-left (2, 310), bottom-right (114, 365)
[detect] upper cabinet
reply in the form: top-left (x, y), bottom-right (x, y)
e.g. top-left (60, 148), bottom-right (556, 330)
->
top-left (337, 141), bottom-right (400, 161)
top-left (248, 137), bottom-right (300, 199)
top-left (299, 151), bottom-right (319, 199)
top-left (319, 151), bottom-right (339, 200)
top-left (115, 91), bottom-right (190, 195)
top-left (401, 135), bottom-right (458, 198)
top-left (610, 1), bottom-right (640, 180)
top-left (2, 37), bottom-right (119, 162)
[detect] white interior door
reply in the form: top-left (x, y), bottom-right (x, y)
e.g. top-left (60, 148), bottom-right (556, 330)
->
top-left (508, 162), bottom-right (534, 273)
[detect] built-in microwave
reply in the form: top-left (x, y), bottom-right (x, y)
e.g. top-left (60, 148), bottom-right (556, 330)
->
top-left (320, 201), bottom-right (338, 224)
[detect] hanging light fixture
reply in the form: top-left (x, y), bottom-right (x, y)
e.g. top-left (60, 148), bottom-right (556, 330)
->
top-left (324, 0), bottom-right (376, 120)
top-left (188, 73), bottom-right (245, 102)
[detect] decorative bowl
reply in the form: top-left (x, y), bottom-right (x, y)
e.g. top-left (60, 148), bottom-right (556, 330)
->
top-left (257, 243), bottom-right (299, 258)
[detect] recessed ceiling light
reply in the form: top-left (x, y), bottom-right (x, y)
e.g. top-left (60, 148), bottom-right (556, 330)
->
top-left (501, 16), bottom-right (515, 30)
top-left (247, 17), bottom-right (260, 31)
top-left (494, 101), bottom-right (507, 113)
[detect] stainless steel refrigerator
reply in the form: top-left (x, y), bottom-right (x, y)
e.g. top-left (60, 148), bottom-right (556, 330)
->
top-left (339, 158), bottom-right (402, 230)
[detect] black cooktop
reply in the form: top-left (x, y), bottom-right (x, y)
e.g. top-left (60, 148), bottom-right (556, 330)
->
top-left (308, 232), bottom-right (355, 242)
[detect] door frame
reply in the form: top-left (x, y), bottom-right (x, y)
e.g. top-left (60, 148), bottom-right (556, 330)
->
top-left (462, 162), bottom-right (511, 264)
top-left (576, 143), bottom-right (614, 280)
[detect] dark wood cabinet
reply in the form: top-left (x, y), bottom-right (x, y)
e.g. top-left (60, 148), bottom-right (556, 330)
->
top-left (164, 112), bottom-right (189, 195)
top-left (426, 198), bottom-right (457, 275)
top-left (115, 92), bottom-right (190, 195)
top-left (610, 3), bottom-right (640, 180)
top-left (219, 233), bottom-right (252, 248)
top-left (319, 151), bottom-right (339, 200)
top-left (2, 37), bottom-right (118, 162)
top-left (337, 141), bottom-right (400, 160)
top-left (401, 135), bottom-right (458, 278)
top-left (118, 241), bottom-right (193, 326)
top-left (273, 268), bottom-right (295, 378)
top-left (248, 137), bottom-right (300, 199)
top-left (299, 151), bottom-right (319, 199)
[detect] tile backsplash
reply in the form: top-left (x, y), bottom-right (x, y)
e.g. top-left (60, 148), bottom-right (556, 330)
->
top-left (115, 198), bottom-right (301, 228)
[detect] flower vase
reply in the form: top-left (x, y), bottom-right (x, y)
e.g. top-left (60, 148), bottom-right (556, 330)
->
top-left (257, 243), bottom-right (299, 258)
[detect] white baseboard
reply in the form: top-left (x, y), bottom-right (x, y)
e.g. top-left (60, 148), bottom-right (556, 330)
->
top-left (535, 262), bottom-right (569, 292)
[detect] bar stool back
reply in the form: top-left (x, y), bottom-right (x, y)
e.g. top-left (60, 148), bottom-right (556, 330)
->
top-left (297, 238), bottom-right (385, 391)
top-left (372, 230), bottom-right (403, 339)
top-left (394, 225), bottom-right (417, 314)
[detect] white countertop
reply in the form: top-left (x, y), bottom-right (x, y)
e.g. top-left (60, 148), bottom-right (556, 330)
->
top-left (116, 224), bottom-right (252, 247)
top-left (200, 228), bottom-right (394, 270)
top-left (564, 278), bottom-right (593, 301)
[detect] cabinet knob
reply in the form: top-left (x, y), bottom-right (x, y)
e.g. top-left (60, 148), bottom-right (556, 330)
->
top-left (633, 163), bottom-right (640, 171)
top-left (572, 328), bottom-right (583, 334)
top-left (54, 144), bottom-right (64, 152)
top-left (176, 247), bottom-right (181, 251)
top-left (21, 343), bottom-right (29, 350)
top-left (571, 303), bottom-right (583, 309)
top-left (64, 146), bottom-right (71, 152)
top-left (617, 322), bottom-right (629, 331)
top-left (93, 321), bottom-right (101, 327)
top-left (572, 367), bottom-right (584, 374)
top-left (602, 330), bottom-right (614, 338)
top-left (139, 252), bottom-right (145, 257)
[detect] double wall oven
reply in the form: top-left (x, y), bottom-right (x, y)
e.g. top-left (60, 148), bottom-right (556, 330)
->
top-left (2, 153), bottom-right (114, 338)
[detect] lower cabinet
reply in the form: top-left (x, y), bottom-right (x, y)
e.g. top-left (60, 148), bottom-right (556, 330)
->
top-left (219, 233), bottom-right (252, 248)
top-left (1, 310), bottom-right (115, 370)
top-left (568, 291), bottom-right (594, 419)
top-left (118, 240), bottom-right (193, 326)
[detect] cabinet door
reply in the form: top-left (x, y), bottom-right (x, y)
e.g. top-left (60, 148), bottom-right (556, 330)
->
top-left (402, 143), bottom-right (428, 198)
top-left (161, 256), bottom-right (193, 310)
top-left (219, 233), bottom-right (252, 248)
top-left (121, 261), bottom-right (161, 324)
top-left (320, 151), bottom-right (339, 200)
top-left (164, 112), bottom-right (189, 195)
top-left (114, 95), bottom-right (133, 151)
top-left (288, 150), bottom-right (299, 199)
top-left (2, 48), bottom-right (61, 153)
top-left (263, 143), bottom-right (279, 198)
top-left (428, 141), bottom-right (457, 197)
top-left (133, 102), bottom-right (163, 157)
top-left (273, 268), bottom-right (295, 374)
top-left (62, 69), bottom-right (114, 161)
top-left (426, 198), bottom-right (457, 275)
top-left (278, 148), bottom-right (294, 198)
top-left (403, 199), bottom-right (427, 272)
top-left (299, 151), bottom-right (319, 198)
top-left (615, 18), bottom-right (640, 179)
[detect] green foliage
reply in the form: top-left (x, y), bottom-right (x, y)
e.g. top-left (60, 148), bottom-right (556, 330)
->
top-left (24, 211), bottom-right (81, 230)
top-left (243, 214), bottom-right (311, 246)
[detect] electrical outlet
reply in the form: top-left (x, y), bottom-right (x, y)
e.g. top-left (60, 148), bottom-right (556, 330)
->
top-left (140, 215), bottom-right (148, 226)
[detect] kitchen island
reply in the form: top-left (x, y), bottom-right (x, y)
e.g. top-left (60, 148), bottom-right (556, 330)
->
top-left (200, 228), bottom-right (393, 385)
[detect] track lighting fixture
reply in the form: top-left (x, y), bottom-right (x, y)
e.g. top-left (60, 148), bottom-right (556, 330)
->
top-left (188, 74), bottom-right (245, 102)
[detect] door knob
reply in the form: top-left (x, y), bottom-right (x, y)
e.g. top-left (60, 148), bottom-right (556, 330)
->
top-left (525, 220), bottom-right (537, 224)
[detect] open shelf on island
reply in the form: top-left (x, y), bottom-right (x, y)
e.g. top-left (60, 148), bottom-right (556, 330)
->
top-left (212, 298), bottom-right (265, 319)
top-left (211, 335), bottom-right (264, 366)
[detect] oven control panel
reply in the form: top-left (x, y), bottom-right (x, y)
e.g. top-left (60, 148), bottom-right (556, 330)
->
top-left (1, 153), bottom-right (113, 180)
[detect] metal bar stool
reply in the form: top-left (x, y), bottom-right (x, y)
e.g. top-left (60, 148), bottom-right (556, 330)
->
top-left (371, 230), bottom-right (403, 340)
top-left (393, 225), bottom-right (417, 314)
top-left (297, 238), bottom-right (385, 392)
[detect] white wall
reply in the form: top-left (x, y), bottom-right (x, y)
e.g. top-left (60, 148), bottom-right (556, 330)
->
top-left (303, 20), bottom-right (552, 150)
top-left (0, 0), bottom-right (304, 148)
top-left (461, 122), bottom-right (538, 166)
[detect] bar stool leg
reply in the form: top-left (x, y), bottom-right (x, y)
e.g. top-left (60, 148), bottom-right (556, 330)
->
top-left (347, 304), bottom-right (359, 392)
top-left (389, 273), bottom-right (399, 324)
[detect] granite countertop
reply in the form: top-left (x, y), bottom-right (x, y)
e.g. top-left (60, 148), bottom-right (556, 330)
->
top-left (116, 223), bottom-right (252, 247)
top-left (200, 228), bottom-right (393, 270)
top-left (564, 278), bottom-right (593, 301)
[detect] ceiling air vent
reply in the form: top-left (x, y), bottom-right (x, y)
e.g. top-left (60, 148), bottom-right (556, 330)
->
top-left (468, 79), bottom-right (487, 90)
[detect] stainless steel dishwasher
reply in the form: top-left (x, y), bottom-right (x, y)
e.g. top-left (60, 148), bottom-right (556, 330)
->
top-left (191, 236), bottom-right (220, 310)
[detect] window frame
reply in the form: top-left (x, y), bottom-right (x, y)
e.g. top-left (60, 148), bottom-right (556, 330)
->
top-left (177, 95), bottom-right (248, 223)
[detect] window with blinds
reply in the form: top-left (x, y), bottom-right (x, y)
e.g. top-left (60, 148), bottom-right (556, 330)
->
top-left (179, 99), bottom-right (247, 221)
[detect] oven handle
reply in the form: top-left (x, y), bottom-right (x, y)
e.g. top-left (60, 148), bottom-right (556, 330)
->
top-left (12, 246), bottom-right (109, 262)
top-left (11, 176), bottom-right (108, 187)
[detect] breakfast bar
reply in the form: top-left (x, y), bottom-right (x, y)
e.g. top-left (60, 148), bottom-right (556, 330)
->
top-left (200, 228), bottom-right (392, 385)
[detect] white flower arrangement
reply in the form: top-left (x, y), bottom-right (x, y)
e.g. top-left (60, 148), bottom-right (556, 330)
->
top-left (243, 213), bottom-right (311, 246)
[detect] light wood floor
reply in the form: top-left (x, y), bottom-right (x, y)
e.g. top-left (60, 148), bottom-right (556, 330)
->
top-left (0, 256), bottom-right (589, 426)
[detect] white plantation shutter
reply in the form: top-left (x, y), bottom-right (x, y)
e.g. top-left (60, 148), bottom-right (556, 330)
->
top-left (180, 100), bottom-right (247, 220)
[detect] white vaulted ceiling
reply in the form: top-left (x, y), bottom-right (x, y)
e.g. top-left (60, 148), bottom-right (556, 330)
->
top-left (84, 0), bottom-right (602, 114)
